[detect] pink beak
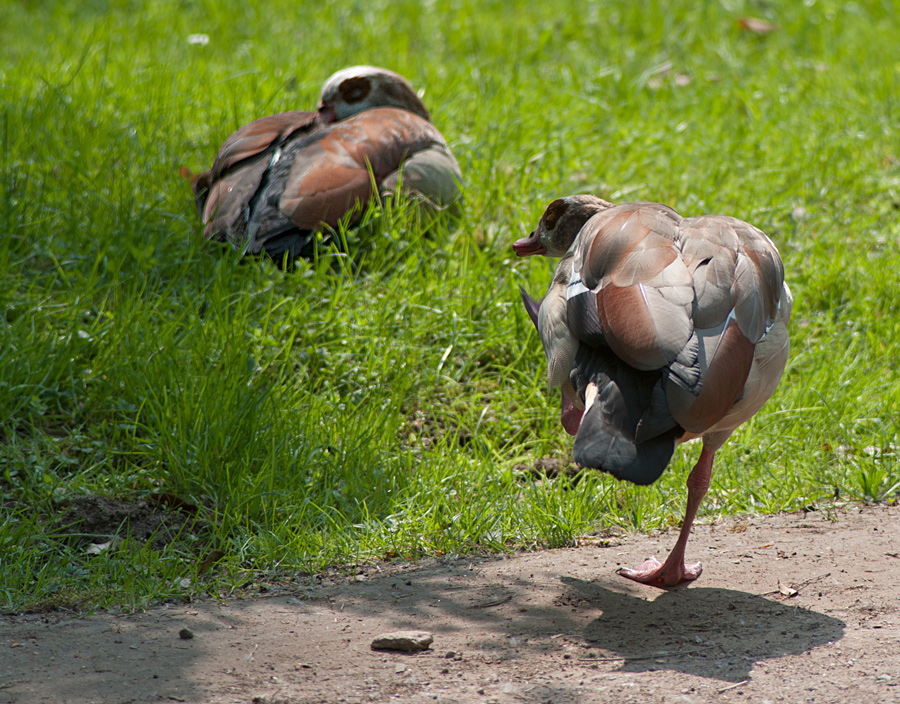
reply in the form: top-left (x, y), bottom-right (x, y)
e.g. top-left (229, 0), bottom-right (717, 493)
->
top-left (318, 103), bottom-right (338, 124)
top-left (512, 229), bottom-right (546, 256)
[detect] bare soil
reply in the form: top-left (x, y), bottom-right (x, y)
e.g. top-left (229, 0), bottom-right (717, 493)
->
top-left (55, 495), bottom-right (202, 551)
top-left (3, 504), bottom-right (899, 704)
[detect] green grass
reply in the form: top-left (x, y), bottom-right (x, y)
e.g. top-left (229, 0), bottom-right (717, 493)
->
top-left (2, 0), bottom-right (900, 612)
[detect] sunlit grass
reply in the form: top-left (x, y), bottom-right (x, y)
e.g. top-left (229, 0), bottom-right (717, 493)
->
top-left (1, 0), bottom-right (899, 612)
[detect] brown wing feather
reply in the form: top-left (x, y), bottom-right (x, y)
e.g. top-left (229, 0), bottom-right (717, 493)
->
top-left (578, 204), bottom-right (693, 371)
top-left (277, 108), bottom-right (444, 230)
top-left (581, 206), bottom-right (679, 287)
top-left (666, 319), bottom-right (756, 432)
top-left (664, 214), bottom-right (786, 433)
top-left (280, 164), bottom-right (373, 230)
top-left (194, 112), bottom-right (320, 243)
top-left (209, 112), bottom-right (319, 181)
top-left (201, 157), bottom-right (270, 243)
top-left (711, 284), bottom-right (791, 434)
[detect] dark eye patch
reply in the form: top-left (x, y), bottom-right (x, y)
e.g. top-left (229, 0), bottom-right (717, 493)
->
top-left (341, 77), bottom-right (372, 103)
top-left (543, 198), bottom-right (568, 230)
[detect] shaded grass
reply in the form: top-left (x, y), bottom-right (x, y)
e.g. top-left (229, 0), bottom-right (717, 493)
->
top-left (1, 0), bottom-right (900, 611)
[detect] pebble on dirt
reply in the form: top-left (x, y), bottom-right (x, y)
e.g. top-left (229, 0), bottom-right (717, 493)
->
top-left (370, 631), bottom-right (433, 653)
top-left (179, 628), bottom-right (194, 640)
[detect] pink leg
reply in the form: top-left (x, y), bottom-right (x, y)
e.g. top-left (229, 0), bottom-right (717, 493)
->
top-left (617, 446), bottom-right (715, 588)
top-left (560, 392), bottom-right (583, 436)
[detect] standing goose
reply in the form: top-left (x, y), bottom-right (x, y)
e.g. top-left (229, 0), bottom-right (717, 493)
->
top-left (514, 196), bottom-right (792, 587)
top-left (186, 66), bottom-right (462, 262)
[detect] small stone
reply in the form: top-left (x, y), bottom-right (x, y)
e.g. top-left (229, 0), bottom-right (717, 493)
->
top-left (178, 628), bottom-right (194, 640)
top-left (371, 631), bottom-right (433, 653)
top-left (445, 651), bottom-right (456, 659)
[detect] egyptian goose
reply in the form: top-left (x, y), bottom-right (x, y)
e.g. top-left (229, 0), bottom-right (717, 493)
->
top-left (514, 196), bottom-right (792, 587)
top-left (186, 66), bottom-right (462, 262)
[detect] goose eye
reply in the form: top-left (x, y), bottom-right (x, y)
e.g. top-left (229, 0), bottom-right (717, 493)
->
top-left (341, 77), bottom-right (372, 103)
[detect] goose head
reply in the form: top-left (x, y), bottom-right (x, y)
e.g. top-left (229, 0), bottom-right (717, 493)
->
top-left (513, 195), bottom-right (612, 257)
top-left (318, 66), bottom-right (431, 124)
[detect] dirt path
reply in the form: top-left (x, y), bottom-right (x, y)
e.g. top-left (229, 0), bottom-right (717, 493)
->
top-left (2, 505), bottom-right (899, 704)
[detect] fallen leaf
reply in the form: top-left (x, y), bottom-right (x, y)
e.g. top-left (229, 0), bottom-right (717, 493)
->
top-left (778, 581), bottom-right (799, 598)
top-left (738, 17), bottom-right (778, 35)
top-left (86, 538), bottom-right (122, 555)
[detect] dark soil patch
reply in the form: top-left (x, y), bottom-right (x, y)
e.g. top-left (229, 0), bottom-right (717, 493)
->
top-left (55, 494), bottom-right (203, 550)
top-left (513, 456), bottom-right (583, 482)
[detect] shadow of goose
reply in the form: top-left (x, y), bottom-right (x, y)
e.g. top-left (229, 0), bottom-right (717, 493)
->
top-left (561, 576), bottom-right (845, 682)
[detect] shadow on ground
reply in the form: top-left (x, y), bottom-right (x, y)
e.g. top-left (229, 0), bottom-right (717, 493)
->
top-left (561, 577), bottom-right (845, 682)
top-left (310, 549), bottom-right (846, 684)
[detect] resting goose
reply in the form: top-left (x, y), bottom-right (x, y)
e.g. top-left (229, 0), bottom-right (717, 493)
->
top-left (186, 66), bottom-right (462, 262)
top-left (514, 195), bottom-right (792, 587)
